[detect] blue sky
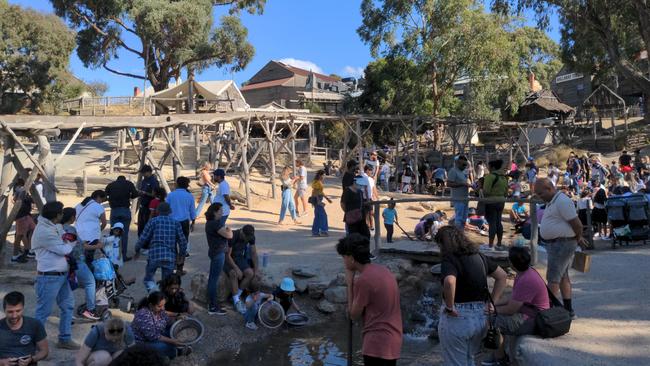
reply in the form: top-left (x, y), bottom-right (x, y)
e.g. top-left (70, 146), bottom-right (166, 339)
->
top-left (9, 0), bottom-right (561, 96)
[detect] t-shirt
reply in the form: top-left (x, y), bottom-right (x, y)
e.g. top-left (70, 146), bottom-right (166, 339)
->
top-left (342, 188), bottom-right (364, 215)
top-left (148, 198), bottom-right (162, 217)
top-left (213, 180), bottom-right (231, 217)
top-left (433, 168), bottom-right (447, 180)
top-left (165, 291), bottom-right (190, 314)
top-left (15, 192), bottom-right (33, 219)
top-left (365, 159), bottom-right (379, 177)
top-left (75, 200), bottom-right (105, 242)
top-left (512, 202), bottom-right (527, 215)
top-left (511, 269), bottom-right (550, 319)
top-left (447, 167), bottom-right (469, 200)
top-left (353, 264), bottom-right (402, 360)
top-left (273, 286), bottom-right (294, 313)
top-left (205, 219), bottom-right (228, 258)
top-left (441, 253), bottom-right (498, 303)
top-left (83, 324), bottom-right (134, 354)
top-left (620, 154), bottom-right (632, 167)
top-left (0, 317), bottom-right (46, 358)
top-left (101, 235), bottom-right (122, 267)
top-left (139, 176), bottom-right (159, 208)
top-left (577, 197), bottom-right (592, 210)
top-left (297, 166), bottom-right (308, 189)
top-left (228, 229), bottom-right (255, 260)
top-left (382, 208), bottom-right (396, 225)
top-left (342, 172), bottom-right (355, 190)
top-left (414, 221), bottom-right (427, 238)
top-left (366, 176), bottom-right (375, 200)
top-left (380, 164), bottom-right (391, 181)
top-left (540, 192), bottom-right (578, 240)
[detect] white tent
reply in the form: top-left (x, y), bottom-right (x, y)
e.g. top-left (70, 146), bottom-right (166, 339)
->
top-left (151, 79), bottom-right (249, 112)
top-left (517, 127), bottom-right (553, 146)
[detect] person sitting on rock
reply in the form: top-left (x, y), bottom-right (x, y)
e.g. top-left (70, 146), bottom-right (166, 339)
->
top-left (0, 291), bottom-right (49, 365)
top-left (273, 277), bottom-right (302, 314)
top-left (466, 208), bottom-right (489, 235)
top-left (509, 199), bottom-right (529, 225)
top-left (414, 218), bottom-right (435, 241)
top-left (159, 274), bottom-right (194, 321)
top-left (484, 246), bottom-right (550, 365)
top-left (225, 225), bottom-right (259, 314)
top-left (243, 282), bottom-right (272, 331)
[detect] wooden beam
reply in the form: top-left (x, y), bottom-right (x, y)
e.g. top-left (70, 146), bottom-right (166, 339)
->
top-left (11, 154), bottom-right (44, 211)
top-left (161, 128), bottom-right (185, 169)
top-left (54, 122), bottom-right (86, 166)
top-left (0, 137), bottom-right (15, 224)
top-left (235, 118), bottom-right (252, 209)
top-left (0, 122), bottom-right (58, 193)
top-left (36, 135), bottom-right (57, 202)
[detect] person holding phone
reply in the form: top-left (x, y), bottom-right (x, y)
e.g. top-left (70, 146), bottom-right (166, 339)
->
top-left (0, 292), bottom-right (48, 366)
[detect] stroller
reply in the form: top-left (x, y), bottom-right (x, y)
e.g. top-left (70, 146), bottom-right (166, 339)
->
top-left (76, 252), bottom-right (136, 321)
top-left (606, 194), bottom-right (650, 249)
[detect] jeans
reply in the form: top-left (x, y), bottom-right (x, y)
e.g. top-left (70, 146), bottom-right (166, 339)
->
top-left (35, 274), bottom-right (74, 341)
top-left (484, 202), bottom-right (505, 245)
top-left (385, 223), bottom-right (394, 243)
top-left (195, 185), bottom-right (213, 217)
top-left (312, 204), bottom-right (329, 235)
top-left (219, 215), bottom-right (229, 227)
top-left (438, 302), bottom-right (487, 366)
top-left (453, 200), bottom-right (469, 229)
top-left (137, 340), bottom-right (177, 359)
top-left (76, 261), bottom-right (96, 311)
top-left (110, 207), bottom-right (131, 258)
top-left (244, 302), bottom-right (259, 323)
top-left (137, 206), bottom-right (150, 237)
top-left (207, 252), bottom-right (225, 309)
top-left (144, 259), bottom-right (175, 292)
top-left (279, 189), bottom-right (297, 222)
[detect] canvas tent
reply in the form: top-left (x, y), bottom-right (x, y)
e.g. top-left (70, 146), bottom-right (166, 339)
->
top-left (517, 127), bottom-right (553, 146)
top-left (151, 79), bottom-right (249, 113)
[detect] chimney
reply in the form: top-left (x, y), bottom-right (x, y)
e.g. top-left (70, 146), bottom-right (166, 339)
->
top-left (134, 86), bottom-right (140, 97)
top-left (528, 72), bottom-right (536, 91)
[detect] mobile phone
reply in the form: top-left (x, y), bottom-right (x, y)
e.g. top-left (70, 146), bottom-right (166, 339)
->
top-left (19, 356), bottom-right (30, 360)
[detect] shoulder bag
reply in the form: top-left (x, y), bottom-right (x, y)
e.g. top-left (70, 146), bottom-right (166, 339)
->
top-left (479, 254), bottom-right (500, 349)
top-left (343, 190), bottom-right (364, 225)
top-left (531, 269), bottom-right (572, 338)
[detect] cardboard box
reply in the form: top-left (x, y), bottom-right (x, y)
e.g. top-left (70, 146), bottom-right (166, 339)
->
top-left (572, 252), bottom-right (591, 273)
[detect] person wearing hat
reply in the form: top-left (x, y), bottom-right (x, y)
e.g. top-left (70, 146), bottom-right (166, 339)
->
top-left (211, 169), bottom-right (234, 226)
top-left (340, 176), bottom-right (370, 238)
top-left (137, 165), bottom-right (160, 236)
top-left (337, 234), bottom-right (402, 365)
top-left (100, 222), bottom-right (125, 268)
top-left (134, 202), bottom-right (188, 292)
top-left (273, 278), bottom-right (301, 315)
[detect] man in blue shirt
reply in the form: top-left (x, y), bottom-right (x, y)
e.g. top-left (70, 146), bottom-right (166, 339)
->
top-left (166, 176), bottom-right (196, 240)
top-left (137, 165), bottom-right (160, 236)
top-left (134, 202), bottom-right (188, 291)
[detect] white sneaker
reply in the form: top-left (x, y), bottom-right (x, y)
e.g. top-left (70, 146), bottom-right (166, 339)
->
top-left (245, 322), bottom-right (258, 330)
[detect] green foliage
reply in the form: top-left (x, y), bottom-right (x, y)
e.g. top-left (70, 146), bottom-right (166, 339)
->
top-left (357, 0), bottom-right (561, 120)
top-left (356, 57), bottom-right (433, 115)
top-left (492, 0), bottom-right (650, 100)
top-left (51, 0), bottom-right (265, 91)
top-left (42, 72), bottom-right (87, 114)
top-left (86, 80), bottom-right (109, 96)
top-left (303, 102), bottom-right (323, 113)
top-left (321, 120), bottom-right (346, 149)
top-left (0, 0), bottom-right (75, 113)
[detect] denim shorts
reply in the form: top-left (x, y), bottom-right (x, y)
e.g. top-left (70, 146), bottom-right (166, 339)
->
top-left (546, 239), bottom-right (577, 283)
top-left (438, 301), bottom-right (486, 366)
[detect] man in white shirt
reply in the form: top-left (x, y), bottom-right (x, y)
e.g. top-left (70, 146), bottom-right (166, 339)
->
top-left (32, 202), bottom-right (80, 350)
top-left (294, 160), bottom-right (309, 217)
top-left (534, 178), bottom-right (588, 318)
top-left (212, 169), bottom-right (234, 226)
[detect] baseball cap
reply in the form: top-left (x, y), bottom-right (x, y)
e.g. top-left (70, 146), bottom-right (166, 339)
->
top-left (213, 168), bottom-right (225, 177)
top-left (111, 222), bottom-right (124, 231)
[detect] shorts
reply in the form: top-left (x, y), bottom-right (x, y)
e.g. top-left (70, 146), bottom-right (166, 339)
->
top-left (15, 215), bottom-right (36, 236)
top-left (495, 313), bottom-right (536, 336)
top-left (592, 207), bottom-right (607, 224)
top-left (224, 256), bottom-right (251, 274)
top-left (546, 239), bottom-right (577, 283)
top-left (296, 187), bottom-right (307, 198)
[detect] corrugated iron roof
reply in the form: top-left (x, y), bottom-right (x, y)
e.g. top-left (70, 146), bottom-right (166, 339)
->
top-left (240, 77), bottom-right (293, 91)
top-left (521, 89), bottom-right (574, 114)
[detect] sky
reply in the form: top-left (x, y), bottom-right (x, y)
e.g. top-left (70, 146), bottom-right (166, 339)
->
top-left (9, 0), bottom-right (561, 97)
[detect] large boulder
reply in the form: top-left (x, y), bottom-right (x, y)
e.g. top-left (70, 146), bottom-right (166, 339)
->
top-left (307, 282), bottom-right (329, 300)
top-left (324, 286), bottom-right (348, 304)
top-left (190, 272), bottom-right (232, 305)
top-left (292, 267), bottom-right (318, 278)
top-left (317, 300), bottom-right (338, 314)
top-left (328, 273), bottom-right (347, 287)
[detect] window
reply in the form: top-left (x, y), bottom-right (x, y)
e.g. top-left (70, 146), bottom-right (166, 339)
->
top-left (576, 83), bottom-right (584, 91)
top-left (317, 82), bottom-right (322, 89)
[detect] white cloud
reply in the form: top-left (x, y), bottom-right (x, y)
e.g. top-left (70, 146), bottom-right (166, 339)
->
top-left (342, 66), bottom-right (365, 78)
top-left (277, 58), bottom-right (324, 74)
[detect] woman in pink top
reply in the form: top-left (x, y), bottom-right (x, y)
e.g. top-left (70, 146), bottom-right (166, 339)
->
top-left (336, 234), bottom-right (402, 365)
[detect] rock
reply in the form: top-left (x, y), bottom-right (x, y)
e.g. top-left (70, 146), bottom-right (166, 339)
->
top-left (407, 205), bottom-right (425, 212)
top-left (292, 267), bottom-right (317, 278)
top-left (190, 272), bottom-right (238, 306)
top-left (423, 281), bottom-right (442, 297)
top-left (294, 279), bottom-right (308, 293)
top-left (420, 202), bottom-right (436, 211)
top-left (329, 273), bottom-right (347, 287)
top-left (324, 286), bottom-right (348, 304)
top-left (430, 264), bottom-right (442, 275)
top-left (317, 300), bottom-right (337, 314)
top-left (410, 313), bottom-right (427, 323)
top-left (404, 275), bottom-right (420, 289)
top-left (307, 282), bottom-right (329, 300)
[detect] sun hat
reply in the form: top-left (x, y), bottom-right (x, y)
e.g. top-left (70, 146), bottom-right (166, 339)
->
top-left (213, 168), bottom-right (226, 177)
top-left (280, 277), bottom-right (295, 292)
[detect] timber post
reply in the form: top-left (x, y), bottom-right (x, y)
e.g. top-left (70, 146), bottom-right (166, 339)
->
top-left (36, 135), bottom-right (56, 203)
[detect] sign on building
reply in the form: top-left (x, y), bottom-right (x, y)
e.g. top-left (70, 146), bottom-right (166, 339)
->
top-left (555, 73), bottom-right (584, 84)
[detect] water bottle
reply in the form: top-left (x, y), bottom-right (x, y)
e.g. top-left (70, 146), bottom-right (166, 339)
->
top-left (262, 252), bottom-right (269, 268)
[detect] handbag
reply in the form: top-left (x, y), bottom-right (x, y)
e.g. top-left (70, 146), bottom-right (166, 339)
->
top-left (344, 189), bottom-right (364, 225)
top-left (531, 269), bottom-right (572, 338)
top-left (479, 254), bottom-right (500, 349)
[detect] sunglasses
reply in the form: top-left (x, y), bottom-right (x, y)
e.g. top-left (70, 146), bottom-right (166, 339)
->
top-left (108, 328), bottom-right (124, 334)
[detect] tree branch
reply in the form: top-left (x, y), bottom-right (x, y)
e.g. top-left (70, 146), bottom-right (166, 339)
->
top-left (72, 8), bottom-right (143, 57)
top-left (103, 63), bottom-right (146, 80)
top-left (110, 16), bottom-right (138, 36)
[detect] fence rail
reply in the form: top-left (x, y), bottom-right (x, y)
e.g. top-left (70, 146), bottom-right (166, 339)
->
top-left (61, 96), bottom-right (153, 115)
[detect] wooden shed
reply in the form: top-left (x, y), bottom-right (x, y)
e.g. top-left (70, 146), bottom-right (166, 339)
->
top-left (515, 89), bottom-right (574, 122)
